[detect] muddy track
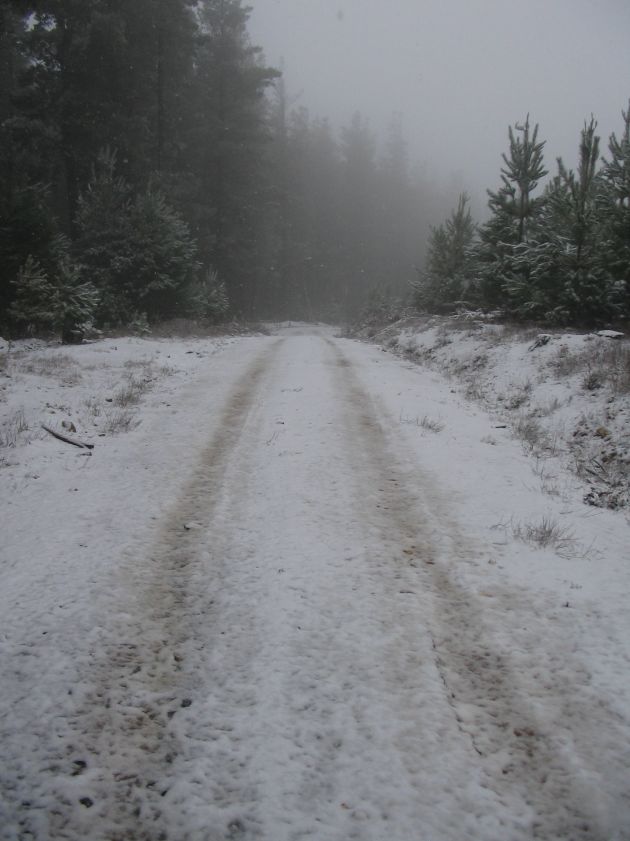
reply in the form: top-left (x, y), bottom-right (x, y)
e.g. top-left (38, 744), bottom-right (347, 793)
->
top-left (327, 338), bottom-right (611, 841)
top-left (48, 341), bottom-right (283, 841)
top-left (11, 333), bottom-right (626, 841)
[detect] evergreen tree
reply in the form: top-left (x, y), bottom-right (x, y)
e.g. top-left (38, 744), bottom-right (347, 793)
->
top-left (189, 0), bottom-right (279, 314)
top-left (8, 256), bottom-right (57, 334)
top-left (377, 113), bottom-right (417, 297)
top-left (0, 4), bottom-right (62, 327)
top-left (504, 119), bottom-right (617, 324)
top-left (9, 239), bottom-right (99, 341)
top-left (75, 149), bottom-right (198, 324)
top-left (183, 268), bottom-right (230, 321)
top-left (339, 111), bottom-right (378, 315)
top-left (598, 103), bottom-right (630, 315)
top-left (545, 118), bottom-right (611, 323)
top-left (413, 194), bottom-right (475, 311)
top-left (472, 117), bottom-right (547, 308)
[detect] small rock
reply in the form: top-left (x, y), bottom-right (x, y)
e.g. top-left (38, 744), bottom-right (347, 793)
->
top-left (79, 797), bottom-right (93, 808)
top-left (595, 426), bottom-right (611, 438)
top-left (72, 760), bottom-right (87, 776)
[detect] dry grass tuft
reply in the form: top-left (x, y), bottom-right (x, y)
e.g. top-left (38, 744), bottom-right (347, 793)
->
top-left (400, 412), bottom-right (445, 433)
top-left (0, 410), bottom-right (29, 448)
top-left (512, 516), bottom-right (577, 556)
top-left (112, 376), bottom-right (151, 407)
top-left (102, 409), bottom-right (139, 434)
top-left (550, 340), bottom-right (630, 393)
top-left (21, 354), bottom-right (81, 381)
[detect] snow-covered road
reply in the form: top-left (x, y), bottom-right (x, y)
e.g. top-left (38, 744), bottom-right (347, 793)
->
top-left (1, 326), bottom-right (629, 840)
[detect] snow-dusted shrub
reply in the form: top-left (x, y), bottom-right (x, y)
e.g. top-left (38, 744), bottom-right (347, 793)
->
top-left (183, 269), bottom-right (230, 322)
top-left (75, 150), bottom-right (199, 326)
top-left (9, 242), bottom-right (98, 343)
top-left (102, 409), bottom-right (139, 435)
top-left (113, 376), bottom-right (151, 407)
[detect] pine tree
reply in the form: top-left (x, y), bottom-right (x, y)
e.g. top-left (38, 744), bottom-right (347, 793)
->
top-left (9, 240), bottom-right (99, 341)
top-left (377, 113), bottom-right (417, 298)
top-left (126, 187), bottom-right (199, 321)
top-left (183, 268), bottom-right (230, 321)
top-left (188, 0), bottom-right (279, 314)
top-left (472, 117), bottom-right (547, 308)
top-left (0, 5), bottom-right (61, 327)
top-left (546, 118), bottom-right (612, 323)
top-left (598, 103), bottom-right (630, 316)
top-left (413, 194), bottom-right (475, 312)
top-left (75, 149), bottom-right (198, 325)
top-left (9, 256), bottom-right (57, 334)
top-left (74, 149), bottom-right (134, 324)
top-left (504, 119), bottom-right (617, 324)
top-left (339, 111), bottom-right (379, 315)
top-left (50, 236), bottom-right (100, 342)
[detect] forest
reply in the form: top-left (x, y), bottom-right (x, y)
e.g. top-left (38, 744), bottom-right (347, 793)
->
top-left (415, 113), bottom-right (630, 327)
top-left (1, 0), bottom-right (629, 340)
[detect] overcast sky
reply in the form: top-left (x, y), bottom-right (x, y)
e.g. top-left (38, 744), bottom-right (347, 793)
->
top-left (248, 0), bottom-right (630, 213)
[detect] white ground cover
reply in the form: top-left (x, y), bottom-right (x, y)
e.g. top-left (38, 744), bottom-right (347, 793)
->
top-left (0, 323), bottom-right (629, 840)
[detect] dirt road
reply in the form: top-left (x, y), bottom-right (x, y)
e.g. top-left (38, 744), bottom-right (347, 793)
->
top-left (2, 329), bottom-right (628, 840)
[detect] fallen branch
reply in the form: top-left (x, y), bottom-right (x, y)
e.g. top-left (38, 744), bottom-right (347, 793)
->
top-left (42, 424), bottom-right (94, 450)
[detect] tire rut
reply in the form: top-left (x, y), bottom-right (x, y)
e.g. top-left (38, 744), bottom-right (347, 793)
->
top-left (326, 337), bottom-right (611, 841)
top-left (47, 340), bottom-right (283, 841)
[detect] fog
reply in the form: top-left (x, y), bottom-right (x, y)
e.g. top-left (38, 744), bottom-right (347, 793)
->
top-left (249, 0), bottom-right (630, 215)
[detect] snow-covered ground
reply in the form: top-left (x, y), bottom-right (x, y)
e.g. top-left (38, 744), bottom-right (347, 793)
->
top-left (1, 323), bottom-right (629, 840)
top-left (379, 315), bottom-right (630, 512)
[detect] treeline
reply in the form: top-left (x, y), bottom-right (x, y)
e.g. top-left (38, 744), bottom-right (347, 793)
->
top-left (0, 0), bottom-right (442, 339)
top-left (414, 110), bottom-right (630, 326)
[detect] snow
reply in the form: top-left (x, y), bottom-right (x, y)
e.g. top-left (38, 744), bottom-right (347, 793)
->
top-left (597, 330), bottom-right (624, 339)
top-left (1, 324), bottom-right (629, 840)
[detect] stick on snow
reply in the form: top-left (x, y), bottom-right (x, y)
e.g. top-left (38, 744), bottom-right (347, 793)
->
top-left (42, 424), bottom-right (94, 450)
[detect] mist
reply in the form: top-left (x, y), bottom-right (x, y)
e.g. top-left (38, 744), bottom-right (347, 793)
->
top-left (249, 0), bottom-right (630, 215)
top-left (2, 0), bottom-right (630, 335)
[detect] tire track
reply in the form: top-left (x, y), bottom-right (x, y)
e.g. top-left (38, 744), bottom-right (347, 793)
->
top-left (41, 340), bottom-right (283, 841)
top-left (326, 337), bottom-right (612, 841)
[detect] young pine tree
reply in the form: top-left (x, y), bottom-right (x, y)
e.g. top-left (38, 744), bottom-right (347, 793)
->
top-left (414, 194), bottom-right (475, 312)
top-left (597, 103), bottom-right (630, 317)
top-left (472, 117), bottom-right (547, 309)
top-left (546, 118), bottom-right (613, 323)
top-left (9, 238), bottom-right (99, 341)
top-left (75, 149), bottom-right (198, 325)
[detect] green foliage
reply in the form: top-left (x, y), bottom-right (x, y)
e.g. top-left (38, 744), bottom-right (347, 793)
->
top-left (597, 103), bottom-right (630, 311)
top-left (75, 150), bottom-right (199, 325)
top-left (52, 236), bottom-right (100, 342)
top-left (471, 117), bottom-right (548, 308)
top-left (497, 118), bottom-right (626, 325)
top-left (413, 194), bottom-right (475, 311)
top-left (9, 256), bottom-right (55, 332)
top-left (3, 1), bottom-right (630, 330)
top-left (189, 0), bottom-right (280, 314)
top-left (491, 115), bottom-right (547, 244)
top-left (127, 188), bottom-right (199, 320)
top-left (184, 269), bottom-right (230, 322)
top-left (9, 239), bottom-right (99, 341)
top-left (0, 185), bottom-right (59, 328)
